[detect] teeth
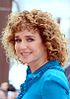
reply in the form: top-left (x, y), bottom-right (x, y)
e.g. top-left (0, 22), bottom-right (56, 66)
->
top-left (21, 52), bottom-right (31, 56)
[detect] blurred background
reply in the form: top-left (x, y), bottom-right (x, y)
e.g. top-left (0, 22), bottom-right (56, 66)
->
top-left (0, 0), bottom-right (70, 90)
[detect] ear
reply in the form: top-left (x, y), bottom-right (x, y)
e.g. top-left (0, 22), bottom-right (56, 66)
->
top-left (46, 42), bottom-right (53, 51)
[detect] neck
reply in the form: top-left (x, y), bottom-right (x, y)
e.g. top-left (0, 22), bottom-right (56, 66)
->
top-left (28, 56), bottom-right (48, 73)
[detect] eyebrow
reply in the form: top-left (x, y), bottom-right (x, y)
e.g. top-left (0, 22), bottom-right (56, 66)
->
top-left (25, 35), bottom-right (36, 38)
top-left (15, 35), bottom-right (36, 38)
top-left (15, 36), bottom-right (19, 39)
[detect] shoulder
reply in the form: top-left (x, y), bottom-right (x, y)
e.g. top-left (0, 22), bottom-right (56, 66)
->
top-left (41, 68), bottom-right (69, 91)
top-left (40, 68), bottom-right (70, 98)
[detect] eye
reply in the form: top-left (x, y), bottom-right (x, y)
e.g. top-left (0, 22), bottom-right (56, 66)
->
top-left (15, 38), bottom-right (22, 43)
top-left (26, 38), bottom-right (35, 42)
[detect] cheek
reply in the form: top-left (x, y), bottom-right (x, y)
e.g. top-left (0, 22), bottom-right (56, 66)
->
top-left (34, 44), bottom-right (45, 54)
top-left (15, 44), bottom-right (19, 50)
top-left (14, 45), bottom-right (19, 55)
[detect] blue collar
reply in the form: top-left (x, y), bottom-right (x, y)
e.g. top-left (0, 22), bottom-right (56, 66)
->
top-left (27, 60), bottom-right (64, 75)
top-left (17, 60), bottom-right (64, 99)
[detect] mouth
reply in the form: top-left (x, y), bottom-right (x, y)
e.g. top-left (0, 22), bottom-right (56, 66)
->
top-left (21, 52), bottom-right (32, 56)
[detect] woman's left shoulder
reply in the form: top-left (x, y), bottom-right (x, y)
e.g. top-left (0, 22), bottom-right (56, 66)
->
top-left (40, 68), bottom-right (70, 99)
top-left (43, 67), bottom-right (66, 80)
top-left (41, 68), bottom-right (69, 90)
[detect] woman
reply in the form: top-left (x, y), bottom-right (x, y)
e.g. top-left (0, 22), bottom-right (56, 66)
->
top-left (1, 9), bottom-right (70, 99)
top-left (0, 89), bottom-right (7, 99)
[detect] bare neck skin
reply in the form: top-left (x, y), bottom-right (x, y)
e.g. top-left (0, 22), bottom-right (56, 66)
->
top-left (28, 54), bottom-right (48, 73)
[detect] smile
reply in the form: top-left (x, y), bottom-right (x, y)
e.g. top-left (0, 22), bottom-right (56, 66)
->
top-left (21, 52), bottom-right (32, 56)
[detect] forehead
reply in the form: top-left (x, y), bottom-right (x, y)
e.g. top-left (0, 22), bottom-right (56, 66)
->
top-left (15, 29), bottom-right (40, 37)
top-left (14, 22), bottom-right (39, 34)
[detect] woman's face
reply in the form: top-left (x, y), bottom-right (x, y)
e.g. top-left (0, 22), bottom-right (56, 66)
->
top-left (15, 29), bottom-right (47, 65)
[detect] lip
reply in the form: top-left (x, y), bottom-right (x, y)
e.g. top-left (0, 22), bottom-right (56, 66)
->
top-left (21, 52), bottom-right (32, 56)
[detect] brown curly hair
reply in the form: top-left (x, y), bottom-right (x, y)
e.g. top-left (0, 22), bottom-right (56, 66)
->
top-left (1, 9), bottom-right (67, 66)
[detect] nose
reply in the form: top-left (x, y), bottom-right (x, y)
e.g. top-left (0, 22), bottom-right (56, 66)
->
top-left (19, 41), bottom-right (28, 49)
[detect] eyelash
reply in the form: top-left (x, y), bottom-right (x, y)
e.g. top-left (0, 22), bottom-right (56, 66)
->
top-left (15, 38), bottom-right (35, 43)
top-left (15, 39), bottom-right (21, 43)
top-left (26, 38), bottom-right (35, 42)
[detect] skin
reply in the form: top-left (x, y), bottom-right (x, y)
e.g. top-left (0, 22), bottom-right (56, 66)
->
top-left (1, 82), bottom-right (8, 91)
top-left (15, 29), bottom-right (48, 73)
top-left (0, 90), bottom-right (7, 99)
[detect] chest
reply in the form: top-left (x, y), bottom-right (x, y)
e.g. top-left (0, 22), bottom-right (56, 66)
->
top-left (22, 79), bottom-right (42, 99)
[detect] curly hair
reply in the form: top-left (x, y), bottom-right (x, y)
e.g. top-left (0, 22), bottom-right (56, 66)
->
top-left (1, 9), bottom-right (67, 66)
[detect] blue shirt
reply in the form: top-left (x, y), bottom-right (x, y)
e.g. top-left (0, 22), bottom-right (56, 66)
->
top-left (17, 60), bottom-right (70, 99)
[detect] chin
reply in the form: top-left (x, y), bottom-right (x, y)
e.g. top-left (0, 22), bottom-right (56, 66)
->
top-left (21, 60), bottom-right (30, 65)
top-left (20, 58), bottom-right (33, 65)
